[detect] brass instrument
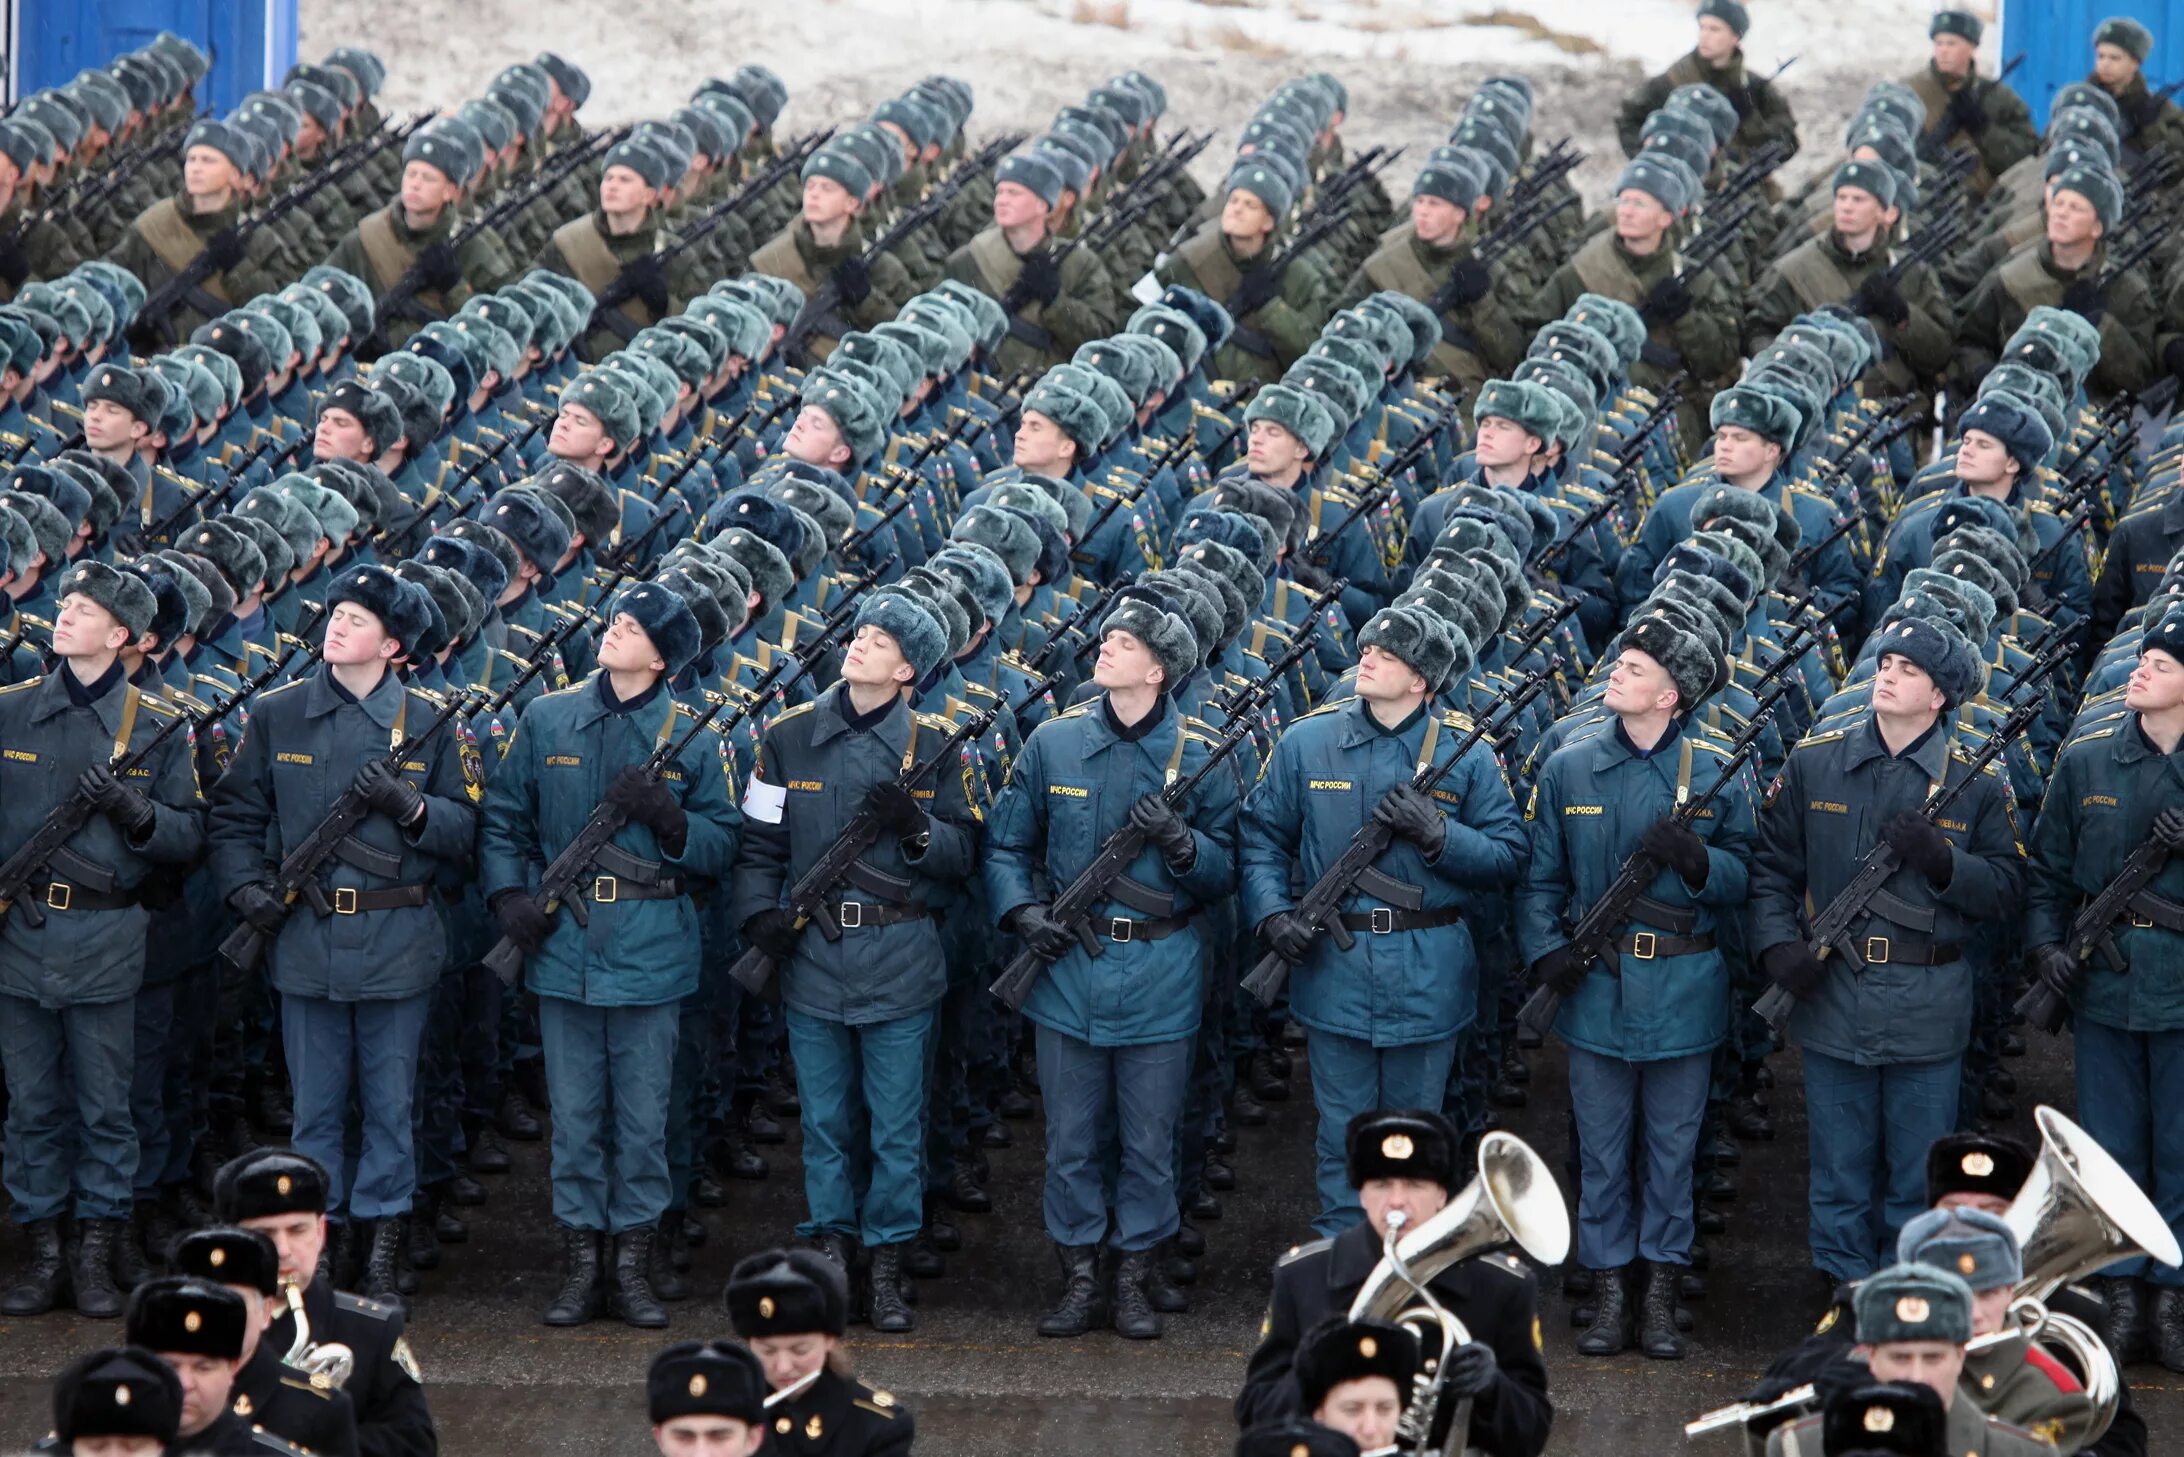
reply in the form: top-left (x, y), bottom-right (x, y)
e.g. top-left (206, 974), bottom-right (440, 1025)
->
top-left (280, 1275), bottom-right (356, 1390)
top-left (1347, 1132), bottom-right (1571, 1457)
top-left (763, 1369), bottom-right (822, 1409)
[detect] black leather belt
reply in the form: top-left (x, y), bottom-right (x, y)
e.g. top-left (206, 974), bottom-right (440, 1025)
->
top-left (27, 880), bottom-right (137, 912)
top-left (833, 900), bottom-right (930, 928)
top-left (1098, 913), bottom-right (1190, 942)
top-left (585, 873), bottom-right (686, 903)
top-left (2126, 889), bottom-right (2184, 932)
top-left (1852, 936), bottom-right (1961, 967)
top-left (1336, 906), bottom-right (1465, 935)
top-left (304, 882), bottom-right (433, 916)
top-left (1615, 930), bottom-right (1716, 959)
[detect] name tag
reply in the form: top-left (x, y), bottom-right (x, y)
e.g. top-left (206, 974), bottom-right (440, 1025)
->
top-left (1, 748), bottom-right (34, 763)
top-left (401, 761), bottom-right (427, 772)
top-left (660, 769), bottom-right (683, 783)
top-left (545, 755), bottom-right (582, 768)
top-left (1308, 779), bottom-right (1353, 791)
top-left (1049, 785), bottom-right (1090, 798)
top-left (2084, 794), bottom-right (2119, 808)
top-left (1810, 799), bottom-right (1848, 814)
top-left (275, 752), bottom-right (312, 766)
top-left (912, 788), bottom-right (935, 800)
top-left (1937, 818), bottom-right (1969, 833)
top-left (787, 780), bottom-right (825, 793)
top-left (1564, 805), bottom-right (1603, 816)
top-left (1432, 788), bottom-right (1461, 805)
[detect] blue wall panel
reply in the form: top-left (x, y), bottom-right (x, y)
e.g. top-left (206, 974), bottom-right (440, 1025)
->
top-left (2007, 0), bottom-right (2184, 129)
top-left (13, 0), bottom-right (298, 116)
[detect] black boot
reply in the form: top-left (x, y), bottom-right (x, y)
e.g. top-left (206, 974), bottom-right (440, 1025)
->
top-left (496, 1088), bottom-right (542, 1142)
top-left (166, 1180), bottom-right (213, 1232)
top-left (2154, 1286), bottom-right (2184, 1373)
top-left (691, 1171), bottom-right (728, 1207)
top-left (1174, 1218), bottom-right (1206, 1258)
top-left (464, 1118), bottom-right (511, 1174)
top-left (139, 1197), bottom-right (180, 1270)
top-left (998, 1087), bottom-right (1035, 1120)
top-left (362, 1217), bottom-right (413, 1304)
top-left (1162, 1244), bottom-right (1199, 1287)
top-left (1576, 1266), bottom-right (1632, 1356)
top-left (443, 1173), bottom-right (488, 1207)
top-left (2103, 1276), bottom-right (2151, 1365)
top-left (1640, 1262), bottom-right (1688, 1359)
top-left (72, 1219), bottom-right (125, 1319)
top-left (329, 1220), bottom-right (363, 1289)
top-left (717, 1125), bottom-right (769, 1181)
top-left (609, 1228), bottom-right (669, 1328)
top-left (1142, 1245), bottom-right (1190, 1313)
top-left (1246, 1052), bottom-right (1288, 1103)
top-left (977, 1121), bottom-right (1012, 1149)
top-left (923, 1201), bottom-right (961, 1252)
top-left (112, 1205), bottom-right (155, 1290)
top-left (743, 1102), bottom-right (787, 1145)
top-left (435, 1199), bottom-right (468, 1244)
top-left (947, 1165), bottom-right (991, 1214)
top-left (406, 1190), bottom-right (443, 1270)
top-left (543, 1226), bottom-right (602, 1326)
top-left (652, 1212), bottom-right (690, 1303)
top-left (1114, 1249), bottom-right (1164, 1339)
top-left (2, 1219), bottom-right (66, 1315)
top-left (1230, 1084), bottom-right (1267, 1127)
top-left (808, 1232), bottom-right (855, 1273)
top-left (1202, 1155), bottom-right (1235, 1192)
top-left (867, 1244), bottom-right (914, 1333)
top-left (1727, 1093), bottom-right (1774, 1141)
top-left (1038, 1244), bottom-right (1105, 1337)
top-left (904, 1234), bottom-right (944, 1280)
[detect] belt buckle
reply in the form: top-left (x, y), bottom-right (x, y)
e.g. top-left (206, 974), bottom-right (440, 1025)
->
top-left (1109, 917), bottom-right (1134, 943)
top-left (839, 900), bottom-right (863, 929)
top-left (1369, 907), bottom-right (1394, 935)
top-left (44, 883), bottom-right (70, 912)
top-left (2132, 912), bottom-right (2155, 929)
top-left (1632, 931), bottom-right (1657, 960)
top-left (1865, 936), bottom-right (1891, 965)
top-left (334, 887), bottom-right (359, 916)
top-left (593, 875), bottom-right (618, 904)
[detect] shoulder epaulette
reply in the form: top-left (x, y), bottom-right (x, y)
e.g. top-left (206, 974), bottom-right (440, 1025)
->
top-left (136, 693), bottom-right (181, 718)
top-left (1439, 710), bottom-right (1476, 734)
top-left (853, 1390), bottom-right (904, 1419)
top-left (255, 678), bottom-right (309, 705)
top-left (1792, 729), bottom-right (1848, 751)
top-left (0, 677), bottom-right (38, 697)
top-left (1276, 1237), bottom-right (1333, 1267)
top-left (1054, 701), bottom-right (1096, 720)
top-left (1289, 701), bottom-right (1346, 725)
top-left (765, 701), bottom-right (819, 727)
top-left (2061, 726), bottom-right (2117, 753)
top-left (913, 710), bottom-right (954, 732)
top-left (333, 1290), bottom-right (396, 1320)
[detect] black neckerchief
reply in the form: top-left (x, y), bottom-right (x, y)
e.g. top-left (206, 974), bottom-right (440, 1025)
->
top-left (599, 674), bottom-right (662, 716)
top-left (1616, 714), bottom-right (1682, 761)
top-left (61, 657), bottom-right (124, 706)
top-left (1104, 690), bottom-right (1170, 743)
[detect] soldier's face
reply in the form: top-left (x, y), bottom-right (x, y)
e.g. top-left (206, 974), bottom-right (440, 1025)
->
top-left (323, 600), bottom-right (397, 666)
top-left (1613, 188), bottom-right (1673, 244)
top-left (1315, 1375), bottom-right (1404, 1451)
top-left (314, 407), bottom-right (373, 463)
top-left (1094, 628), bottom-right (1161, 692)
top-left (71, 1437), bottom-right (164, 1457)
top-left (1694, 15), bottom-right (1739, 62)
top-left (1931, 33), bottom-right (1975, 76)
top-left (748, 1332), bottom-right (837, 1391)
top-left (1968, 1284), bottom-right (2014, 1336)
top-left (1409, 195), bottom-right (1466, 247)
top-left (400, 160), bottom-right (459, 217)
top-left (1710, 425), bottom-right (1780, 482)
top-left (1606, 649), bottom-right (1678, 716)
top-left (1862, 1339), bottom-right (1964, 1402)
top-left (1831, 186), bottom-right (1884, 240)
top-left (1473, 415), bottom-right (1541, 470)
top-left (2094, 43), bottom-right (2138, 87)
top-left (599, 165), bottom-right (657, 217)
top-left (83, 398), bottom-right (147, 452)
top-left (551, 403), bottom-right (613, 465)
top-left (1222, 188), bottom-right (1275, 242)
top-left (1244, 419), bottom-right (1307, 478)
top-left (653, 1416), bottom-right (763, 1457)
top-left (2046, 189), bottom-right (2101, 249)
top-left (1952, 428), bottom-right (2015, 488)
top-left (599, 612), bottom-right (667, 675)
top-left (1359, 1176), bottom-right (1449, 1239)
top-left (801, 176), bottom-right (858, 228)
top-left (160, 1352), bottom-right (237, 1437)
top-left (1356, 643), bottom-right (1425, 703)
top-left (52, 593), bottom-right (129, 658)
top-left (992, 181), bottom-right (1050, 232)
top-left (785, 405), bottom-right (853, 470)
top-left (182, 145), bottom-right (238, 197)
top-left (1873, 652), bottom-right (1945, 717)
top-left (843, 622), bottom-right (912, 687)
top-left (1012, 411), bottom-right (1075, 474)
top-left (2127, 648), bottom-right (2184, 711)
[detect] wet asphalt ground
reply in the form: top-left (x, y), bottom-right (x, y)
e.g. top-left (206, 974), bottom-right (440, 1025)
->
top-left (0, 1028), bottom-right (2176, 1454)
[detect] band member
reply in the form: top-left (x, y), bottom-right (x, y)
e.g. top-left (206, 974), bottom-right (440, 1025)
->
top-left (170, 1226), bottom-right (360, 1457)
top-left (122, 1276), bottom-right (307, 1455)
top-left (1293, 1316), bottom-right (1421, 1455)
top-left (645, 1339), bottom-right (770, 1457)
top-left (724, 1247), bottom-right (915, 1456)
top-left (41, 1347), bottom-right (184, 1457)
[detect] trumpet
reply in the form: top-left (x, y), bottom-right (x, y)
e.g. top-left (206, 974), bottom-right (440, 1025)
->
top-left (280, 1275), bottom-right (356, 1390)
top-left (1348, 1132), bottom-right (1570, 1457)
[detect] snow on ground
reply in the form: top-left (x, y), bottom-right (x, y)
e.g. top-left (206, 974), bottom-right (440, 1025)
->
top-left (298, 0), bottom-right (2000, 205)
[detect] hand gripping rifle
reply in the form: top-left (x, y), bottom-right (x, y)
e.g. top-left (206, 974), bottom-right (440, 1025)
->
top-left (1514, 679), bottom-right (1795, 1037)
top-left (1751, 625), bottom-right (2084, 1031)
top-left (1240, 666), bottom-right (1552, 1006)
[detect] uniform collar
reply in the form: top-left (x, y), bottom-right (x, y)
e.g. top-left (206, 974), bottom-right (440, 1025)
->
top-left (1847, 713), bottom-right (1949, 777)
top-left (305, 661), bottom-right (404, 726)
top-left (1335, 695), bottom-right (1427, 749)
top-left (1328, 1220), bottom-right (1388, 1288)
top-left (30, 659), bottom-right (130, 729)
top-left (809, 681), bottom-right (909, 750)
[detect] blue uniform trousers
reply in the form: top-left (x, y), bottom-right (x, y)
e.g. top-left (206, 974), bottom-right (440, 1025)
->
top-left (537, 996), bottom-right (680, 1233)
top-left (1802, 1048), bottom-right (1962, 1282)
top-left (1035, 1023), bottom-right (1191, 1251)
top-left (2074, 1018), bottom-right (2184, 1286)
top-left (130, 979), bottom-right (177, 1199)
top-left (787, 1006), bottom-right (936, 1247)
top-left (1307, 1028), bottom-right (1458, 1237)
top-left (413, 968), bottom-right (469, 1191)
top-left (1566, 1046), bottom-right (1711, 1269)
top-left (664, 986), bottom-right (712, 1214)
top-left (281, 990), bottom-right (432, 1221)
top-left (0, 993), bottom-right (136, 1221)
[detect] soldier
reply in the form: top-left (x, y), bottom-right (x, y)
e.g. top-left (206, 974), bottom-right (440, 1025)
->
top-left (0, 561), bottom-right (205, 1320)
top-left (730, 590), bottom-right (981, 1333)
top-left (751, 143), bottom-right (913, 364)
top-left (79, 364), bottom-right (191, 545)
top-left (533, 138), bottom-right (696, 360)
top-left (325, 122), bottom-right (510, 352)
top-left (1236, 1108), bottom-right (1551, 1456)
top-left (2087, 16), bottom-right (2184, 165)
top-left (1243, 605), bottom-right (1524, 1236)
top-left (644, 1338), bottom-right (772, 1457)
top-left (1292, 1317), bottom-right (1420, 1455)
top-left (107, 119), bottom-right (285, 344)
top-left (41, 1346), bottom-right (184, 1457)
top-left (1751, 617), bottom-right (2023, 1295)
top-left (1616, 1), bottom-right (1799, 166)
top-left (1235, 1419), bottom-right (1361, 1457)
top-left (985, 591), bottom-right (1240, 1341)
top-left (206, 565), bottom-right (481, 1304)
top-left (725, 1248), bottom-right (916, 1456)
top-left (170, 1226), bottom-right (360, 1457)
top-left (2023, 614), bottom-right (2184, 1370)
top-left (215, 1150), bottom-right (437, 1457)
top-left (481, 581), bottom-right (740, 1329)
top-left (1154, 160), bottom-right (1328, 385)
top-left (1518, 613), bottom-right (1754, 1361)
top-left (943, 151), bottom-right (1119, 375)
top-left (1907, 10), bottom-right (2038, 199)
top-left (123, 1276), bottom-right (306, 1455)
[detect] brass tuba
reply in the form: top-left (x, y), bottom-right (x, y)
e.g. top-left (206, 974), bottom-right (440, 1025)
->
top-left (281, 1275), bottom-right (356, 1390)
top-left (1347, 1132), bottom-right (1571, 1457)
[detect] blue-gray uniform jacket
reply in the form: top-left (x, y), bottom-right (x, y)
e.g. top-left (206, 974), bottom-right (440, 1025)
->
top-left (1749, 716), bottom-right (2023, 1064)
top-left (479, 675), bottom-right (741, 1007)
top-left (0, 666), bottom-right (206, 1008)
top-left (729, 685), bottom-right (981, 1025)
top-left (2026, 712), bottom-right (2184, 1031)
top-left (207, 666), bottom-right (482, 1001)
top-left (1516, 718), bottom-right (1757, 1062)
top-left (1617, 470), bottom-right (1863, 633)
top-left (1239, 697), bottom-right (1526, 1047)
top-left (984, 693), bottom-right (1241, 1047)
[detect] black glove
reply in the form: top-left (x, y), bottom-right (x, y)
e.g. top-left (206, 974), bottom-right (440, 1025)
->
top-left (1881, 810), bottom-right (1953, 885)
top-left (604, 766), bottom-right (687, 848)
top-left (0, 233), bottom-right (29, 290)
top-left (1761, 941), bottom-right (1828, 1000)
top-left (1947, 83), bottom-right (1988, 136)
top-left (2164, 337), bottom-right (2184, 384)
top-left (1640, 274), bottom-right (1694, 324)
top-left (1440, 1339), bottom-right (1499, 1399)
top-left (832, 254), bottom-right (872, 308)
top-left (1260, 910), bottom-right (1319, 964)
top-left (1008, 902), bottom-right (1079, 960)
top-left (1011, 249), bottom-right (1063, 308)
top-left (862, 780), bottom-right (928, 839)
top-left (1532, 943), bottom-right (1592, 997)
top-left (1853, 273), bottom-right (1910, 327)
top-left (2153, 807), bottom-right (2184, 849)
top-left (1129, 792), bottom-right (1196, 871)
top-left (415, 240), bottom-right (462, 292)
top-left (1372, 784), bottom-right (1445, 855)
top-left (2028, 942), bottom-right (2083, 1003)
top-left (1638, 816), bottom-right (1709, 886)
top-left (741, 908), bottom-right (803, 961)
top-left (2062, 277), bottom-right (2109, 323)
top-left (202, 228), bottom-right (247, 273)
top-left (491, 888), bottom-right (552, 953)
top-left (1430, 256), bottom-right (1492, 313)
top-left (1230, 261), bottom-right (1287, 317)
top-left (351, 760), bottom-right (424, 828)
top-left (78, 765), bottom-right (154, 837)
top-left (229, 882), bottom-right (287, 935)
top-left (624, 253), bottom-right (670, 315)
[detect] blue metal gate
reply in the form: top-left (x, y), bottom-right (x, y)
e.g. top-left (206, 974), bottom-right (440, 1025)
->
top-left (7, 0), bottom-right (298, 115)
top-left (2005, 0), bottom-right (2184, 128)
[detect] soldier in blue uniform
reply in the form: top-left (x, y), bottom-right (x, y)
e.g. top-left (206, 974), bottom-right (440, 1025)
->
top-left (985, 591), bottom-right (1240, 1340)
top-left (207, 564), bottom-right (481, 1306)
top-left (1243, 605), bottom-right (1526, 1237)
top-left (482, 581), bottom-right (741, 1329)
top-left (725, 1248), bottom-right (915, 1457)
top-left (0, 560), bottom-right (205, 1320)
top-left (1518, 611), bottom-right (1755, 1360)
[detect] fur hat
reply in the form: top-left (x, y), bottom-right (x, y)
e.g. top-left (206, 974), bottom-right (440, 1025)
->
top-left (6, 462), bottom-right (88, 531)
top-left (563, 370), bottom-right (641, 451)
top-left (1899, 1206), bottom-right (2021, 1293)
top-left (189, 517), bottom-right (271, 599)
top-left (1821, 1383), bottom-right (1948, 1457)
top-left (1174, 538), bottom-right (1266, 617)
top-left (608, 580), bottom-right (704, 676)
top-left (1293, 1317), bottom-right (1423, 1415)
top-left (1235, 1421), bottom-right (1359, 1457)
top-left (57, 559), bottom-right (157, 638)
top-left (1870, 615), bottom-right (1979, 708)
top-left (1854, 1262), bottom-right (1973, 1346)
top-left (528, 462), bottom-right (619, 548)
top-left (318, 379), bottom-right (402, 457)
top-left (928, 545), bottom-right (1015, 629)
top-left (121, 563), bottom-right (189, 649)
top-left (484, 489), bottom-right (574, 583)
top-left (148, 550), bottom-right (217, 635)
top-left (0, 489), bottom-right (67, 569)
top-left (1694, 482), bottom-right (1801, 556)
top-left (1244, 382), bottom-right (1338, 458)
top-left (953, 504), bottom-right (1040, 587)
top-left (2095, 14), bottom-right (2155, 62)
top-left (1615, 155), bottom-right (1692, 213)
top-left (1927, 549), bottom-right (2014, 621)
top-left (1956, 391), bottom-right (2055, 474)
top-left (1924, 1131), bottom-right (2034, 1207)
top-left (725, 1247), bottom-right (851, 1339)
top-left (1831, 158), bottom-right (1898, 209)
top-left (393, 561), bottom-right (470, 650)
top-left (1710, 384), bottom-right (1802, 450)
top-left (327, 562), bottom-right (430, 652)
top-left (1473, 378), bottom-right (1563, 444)
top-left (125, 1277), bottom-right (246, 1361)
top-left (2054, 164), bottom-right (2123, 228)
top-left (418, 533), bottom-right (510, 607)
top-left (1359, 605), bottom-right (1463, 695)
top-left (1181, 503), bottom-right (1280, 568)
top-left (855, 587), bottom-right (949, 681)
top-left (713, 527), bottom-right (794, 613)
top-left (1657, 537), bottom-right (1756, 607)
top-left (1101, 587), bottom-right (1200, 690)
top-left (645, 1342), bottom-right (766, 1427)
top-left (1344, 1108), bottom-right (1459, 1190)
top-left (1623, 608), bottom-right (1723, 711)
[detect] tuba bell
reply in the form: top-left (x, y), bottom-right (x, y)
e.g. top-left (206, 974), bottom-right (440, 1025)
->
top-left (1348, 1132), bottom-right (1570, 1457)
top-left (281, 1275), bottom-right (357, 1390)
